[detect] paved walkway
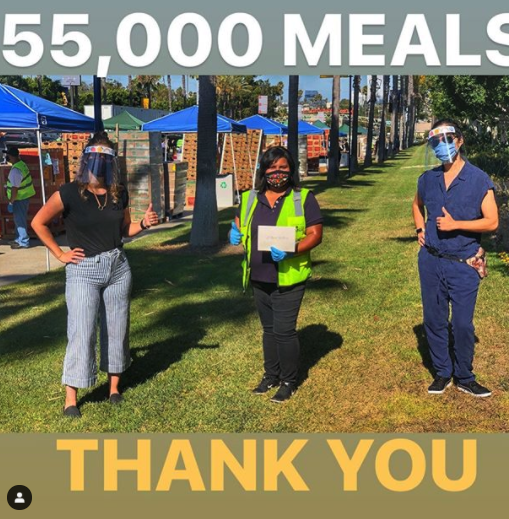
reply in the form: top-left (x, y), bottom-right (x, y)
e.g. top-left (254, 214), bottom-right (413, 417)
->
top-left (0, 212), bottom-right (193, 287)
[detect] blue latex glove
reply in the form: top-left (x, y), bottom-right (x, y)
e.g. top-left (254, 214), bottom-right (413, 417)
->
top-left (270, 246), bottom-right (291, 262)
top-left (7, 203), bottom-right (13, 214)
top-left (229, 221), bottom-right (243, 245)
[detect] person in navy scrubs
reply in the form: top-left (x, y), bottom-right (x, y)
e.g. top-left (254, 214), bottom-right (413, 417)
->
top-left (412, 120), bottom-right (498, 397)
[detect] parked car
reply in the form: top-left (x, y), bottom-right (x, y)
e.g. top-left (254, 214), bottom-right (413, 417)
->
top-left (0, 131), bottom-right (38, 151)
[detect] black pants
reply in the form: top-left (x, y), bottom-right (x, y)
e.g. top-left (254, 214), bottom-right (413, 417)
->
top-left (251, 281), bottom-right (306, 386)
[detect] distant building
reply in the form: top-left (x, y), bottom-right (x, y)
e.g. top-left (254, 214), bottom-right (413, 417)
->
top-left (84, 105), bottom-right (169, 122)
top-left (415, 120), bottom-right (432, 139)
top-left (304, 90), bottom-right (319, 102)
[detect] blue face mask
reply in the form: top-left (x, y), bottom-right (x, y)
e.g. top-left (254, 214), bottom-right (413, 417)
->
top-left (433, 141), bottom-right (458, 163)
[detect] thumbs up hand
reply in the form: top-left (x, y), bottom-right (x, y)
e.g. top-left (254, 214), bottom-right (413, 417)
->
top-left (436, 206), bottom-right (456, 231)
top-left (142, 202), bottom-right (159, 229)
top-left (229, 221), bottom-right (243, 245)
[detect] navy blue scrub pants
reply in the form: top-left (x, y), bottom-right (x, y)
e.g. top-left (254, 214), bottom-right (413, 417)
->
top-left (418, 248), bottom-right (480, 383)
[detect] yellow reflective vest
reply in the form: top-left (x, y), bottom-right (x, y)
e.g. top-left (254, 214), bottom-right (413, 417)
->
top-left (239, 188), bottom-right (312, 290)
top-left (6, 160), bottom-right (35, 201)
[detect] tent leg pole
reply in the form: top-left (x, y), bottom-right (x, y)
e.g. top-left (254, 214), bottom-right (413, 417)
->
top-left (37, 131), bottom-right (51, 273)
top-left (255, 130), bottom-right (263, 189)
top-left (230, 137), bottom-right (240, 203)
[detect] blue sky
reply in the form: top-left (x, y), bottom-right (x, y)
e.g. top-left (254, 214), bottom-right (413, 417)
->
top-left (72, 75), bottom-right (368, 102)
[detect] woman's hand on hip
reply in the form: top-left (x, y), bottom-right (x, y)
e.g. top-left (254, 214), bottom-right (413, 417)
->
top-left (58, 248), bottom-right (85, 264)
top-left (417, 230), bottom-right (426, 247)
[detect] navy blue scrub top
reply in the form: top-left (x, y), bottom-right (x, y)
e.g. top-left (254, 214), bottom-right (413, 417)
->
top-left (237, 188), bottom-right (323, 284)
top-left (417, 160), bottom-right (495, 260)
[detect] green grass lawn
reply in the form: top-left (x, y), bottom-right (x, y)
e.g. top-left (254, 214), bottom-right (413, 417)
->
top-left (1, 145), bottom-right (509, 433)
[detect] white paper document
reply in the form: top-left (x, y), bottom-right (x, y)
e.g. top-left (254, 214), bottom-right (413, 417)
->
top-left (257, 225), bottom-right (296, 252)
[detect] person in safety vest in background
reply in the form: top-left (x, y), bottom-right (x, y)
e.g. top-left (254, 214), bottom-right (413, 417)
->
top-left (3, 146), bottom-right (35, 249)
top-left (229, 146), bottom-right (323, 403)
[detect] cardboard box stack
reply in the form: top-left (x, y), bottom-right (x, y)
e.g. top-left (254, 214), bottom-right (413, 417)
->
top-left (166, 161), bottom-right (187, 217)
top-left (182, 134), bottom-right (198, 207)
top-left (0, 148), bottom-right (66, 239)
top-left (219, 129), bottom-right (262, 192)
top-left (114, 131), bottom-right (165, 222)
top-left (41, 133), bottom-right (91, 182)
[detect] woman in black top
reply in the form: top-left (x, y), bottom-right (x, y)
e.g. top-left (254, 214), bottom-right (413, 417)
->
top-left (32, 132), bottom-right (159, 418)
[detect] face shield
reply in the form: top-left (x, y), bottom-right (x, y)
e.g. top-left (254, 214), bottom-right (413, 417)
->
top-left (426, 125), bottom-right (459, 168)
top-left (76, 145), bottom-right (119, 186)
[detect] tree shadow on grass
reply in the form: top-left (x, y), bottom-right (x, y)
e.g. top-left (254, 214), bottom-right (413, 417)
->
top-left (298, 324), bottom-right (343, 387)
top-left (414, 324), bottom-right (434, 377)
top-left (78, 329), bottom-right (220, 406)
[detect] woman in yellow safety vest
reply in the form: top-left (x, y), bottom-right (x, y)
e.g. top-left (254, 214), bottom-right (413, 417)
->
top-left (230, 146), bottom-right (323, 403)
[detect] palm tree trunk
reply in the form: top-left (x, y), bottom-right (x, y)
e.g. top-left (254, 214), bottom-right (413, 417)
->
top-left (327, 75), bottom-right (341, 184)
top-left (364, 75), bottom-right (378, 167)
top-left (167, 75), bottom-right (172, 111)
top-left (409, 75), bottom-right (417, 146)
top-left (127, 75), bottom-right (132, 105)
top-left (378, 75), bottom-right (390, 163)
top-left (351, 75), bottom-right (360, 172)
top-left (399, 76), bottom-right (408, 150)
top-left (288, 75), bottom-right (299, 175)
top-left (190, 76), bottom-right (219, 247)
top-left (182, 75), bottom-right (187, 108)
top-left (390, 75), bottom-right (399, 156)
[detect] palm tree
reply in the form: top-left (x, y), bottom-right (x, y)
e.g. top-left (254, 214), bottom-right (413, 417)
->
top-left (167, 75), bottom-right (172, 112)
top-left (378, 75), bottom-right (390, 163)
top-left (127, 75), bottom-right (133, 105)
top-left (190, 76), bottom-right (219, 247)
top-left (390, 75), bottom-right (400, 156)
top-left (350, 75), bottom-right (361, 173)
top-left (182, 75), bottom-right (187, 107)
top-left (364, 75), bottom-right (378, 167)
top-left (288, 76), bottom-right (299, 172)
top-left (327, 76), bottom-right (341, 184)
top-left (136, 75), bottom-right (162, 108)
top-left (407, 75), bottom-right (416, 146)
top-left (399, 76), bottom-right (408, 150)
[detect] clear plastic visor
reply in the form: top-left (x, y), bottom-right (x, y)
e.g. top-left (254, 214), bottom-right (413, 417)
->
top-left (76, 146), bottom-right (119, 185)
top-left (425, 125), bottom-right (458, 167)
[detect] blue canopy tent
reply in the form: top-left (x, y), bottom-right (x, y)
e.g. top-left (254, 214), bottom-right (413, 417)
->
top-left (297, 120), bottom-right (324, 135)
top-left (0, 84), bottom-right (95, 270)
top-left (238, 114), bottom-right (288, 135)
top-left (143, 105), bottom-right (248, 196)
top-left (142, 105), bottom-right (246, 133)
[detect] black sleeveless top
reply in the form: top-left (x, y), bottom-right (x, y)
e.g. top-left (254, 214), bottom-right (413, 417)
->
top-left (59, 182), bottom-right (129, 257)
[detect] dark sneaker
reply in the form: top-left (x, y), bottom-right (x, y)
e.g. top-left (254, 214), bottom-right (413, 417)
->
top-left (109, 393), bottom-right (123, 405)
top-left (428, 376), bottom-right (452, 394)
top-left (270, 382), bottom-right (296, 403)
top-left (253, 376), bottom-right (279, 395)
top-left (10, 243), bottom-right (28, 249)
top-left (457, 380), bottom-right (492, 398)
top-left (63, 405), bottom-right (82, 418)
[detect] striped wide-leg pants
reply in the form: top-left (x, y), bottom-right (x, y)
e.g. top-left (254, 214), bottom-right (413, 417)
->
top-left (63, 248), bottom-right (132, 388)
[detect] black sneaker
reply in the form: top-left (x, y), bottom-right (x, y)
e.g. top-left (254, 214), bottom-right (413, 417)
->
top-left (252, 376), bottom-right (279, 395)
top-left (428, 376), bottom-right (452, 394)
top-left (270, 382), bottom-right (296, 403)
top-left (457, 380), bottom-right (492, 398)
